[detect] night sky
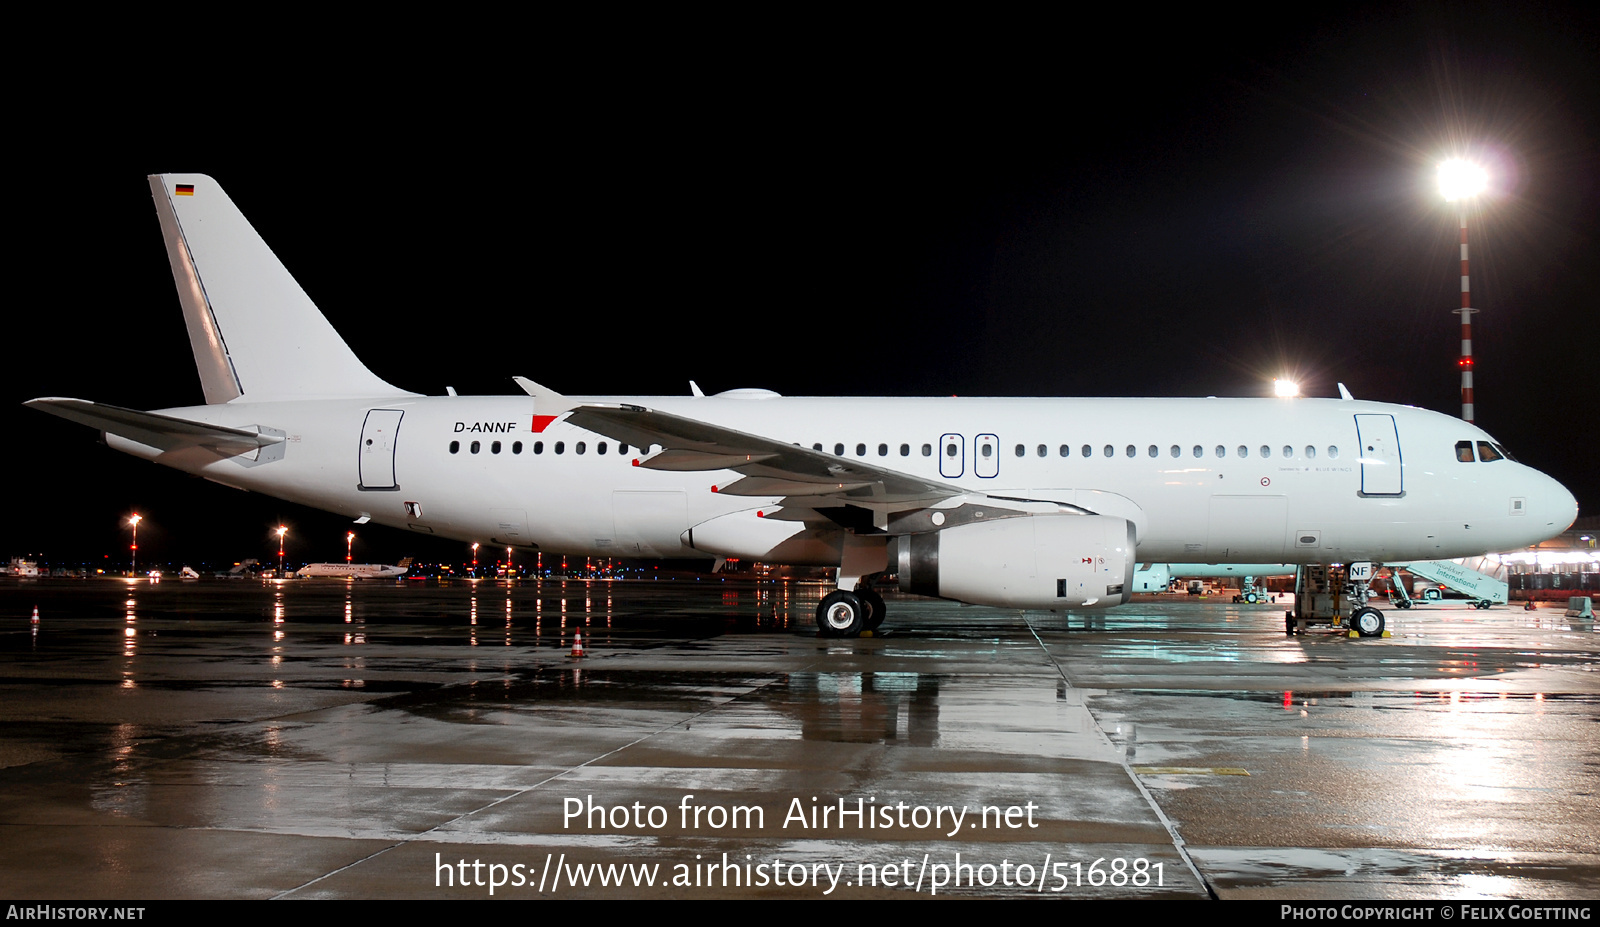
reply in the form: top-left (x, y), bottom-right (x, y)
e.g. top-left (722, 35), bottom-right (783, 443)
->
top-left (6, 6), bottom-right (1597, 569)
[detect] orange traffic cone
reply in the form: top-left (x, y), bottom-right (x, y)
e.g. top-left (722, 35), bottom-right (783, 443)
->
top-left (571, 629), bottom-right (585, 658)
top-left (31, 606), bottom-right (40, 623)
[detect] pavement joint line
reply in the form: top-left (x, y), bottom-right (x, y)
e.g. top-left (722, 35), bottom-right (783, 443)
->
top-left (1021, 612), bottom-right (1218, 900)
top-left (273, 642), bottom-right (819, 899)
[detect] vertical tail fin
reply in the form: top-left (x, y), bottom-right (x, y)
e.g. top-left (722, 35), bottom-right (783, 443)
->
top-left (148, 174), bottom-right (417, 403)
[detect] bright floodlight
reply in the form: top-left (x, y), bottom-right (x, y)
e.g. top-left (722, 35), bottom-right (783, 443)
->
top-left (1439, 159), bottom-right (1487, 202)
top-left (1274, 379), bottom-right (1300, 397)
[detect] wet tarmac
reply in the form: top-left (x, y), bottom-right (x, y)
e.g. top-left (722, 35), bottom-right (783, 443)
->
top-left (2, 576), bottom-right (1597, 900)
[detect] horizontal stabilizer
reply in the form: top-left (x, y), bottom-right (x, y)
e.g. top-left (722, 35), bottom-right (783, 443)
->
top-left (26, 398), bottom-right (282, 456)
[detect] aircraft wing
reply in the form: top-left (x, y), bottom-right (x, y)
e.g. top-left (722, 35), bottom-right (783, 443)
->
top-left (564, 404), bottom-right (964, 523)
top-left (26, 398), bottom-right (283, 456)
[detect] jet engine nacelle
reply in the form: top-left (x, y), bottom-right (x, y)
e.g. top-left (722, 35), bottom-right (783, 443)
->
top-left (893, 514), bottom-right (1136, 609)
top-left (1132, 562), bottom-right (1173, 593)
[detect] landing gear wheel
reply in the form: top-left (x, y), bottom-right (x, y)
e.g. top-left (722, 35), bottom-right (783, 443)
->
top-left (1351, 606), bottom-right (1385, 637)
top-left (817, 590), bottom-right (866, 637)
top-left (861, 589), bottom-right (886, 631)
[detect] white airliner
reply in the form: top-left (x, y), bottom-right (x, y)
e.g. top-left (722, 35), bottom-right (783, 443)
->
top-left (295, 563), bottom-right (408, 579)
top-left (27, 175), bottom-right (1579, 637)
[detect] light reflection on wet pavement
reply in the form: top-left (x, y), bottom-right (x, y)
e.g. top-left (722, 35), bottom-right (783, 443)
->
top-left (1, 577), bottom-right (1596, 899)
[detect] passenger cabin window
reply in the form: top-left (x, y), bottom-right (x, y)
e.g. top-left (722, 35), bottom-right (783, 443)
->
top-left (1103, 445), bottom-right (1114, 458)
top-left (922, 444), bottom-right (932, 457)
top-left (813, 443), bottom-right (823, 451)
top-left (1170, 445), bottom-right (1180, 458)
top-left (470, 440), bottom-right (481, 454)
top-left (534, 441), bottom-right (544, 454)
top-left (1193, 445), bottom-right (1203, 458)
top-left (576, 441), bottom-right (586, 455)
top-left (1305, 445), bottom-right (1316, 459)
top-left (555, 441), bottom-right (565, 454)
top-left (513, 441), bottom-right (523, 454)
top-left (1477, 441), bottom-right (1504, 462)
top-left (449, 441), bottom-right (460, 454)
top-left (1283, 445), bottom-right (1294, 458)
top-left (1060, 444), bottom-right (1070, 457)
top-left (834, 443), bottom-right (845, 456)
top-left (1125, 445), bottom-right (1136, 458)
top-left (1082, 444), bottom-right (1092, 457)
top-left (1215, 445), bottom-right (1225, 458)
top-left (597, 442), bottom-right (607, 455)
top-left (1147, 445), bottom-right (1158, 458)
top-left (1038, 444), bottom-right (1048, 458)
top-left (491, 440), bottom-right (502, 454)
top-left (1011, 444), bottom-right (1021, 458)
top-left (1237, 445), bottom-right (1248, 458)
top-left (900, 443), bottom-right (910, 456)
top-left (878, 443), bottom-right (888, 456)
top-left (856, 443), bottom-right (866, 456)
top-left (1327, 446), bottom-right (1338, 459)
top-left (1260, 445), bottom-right (1271, 458)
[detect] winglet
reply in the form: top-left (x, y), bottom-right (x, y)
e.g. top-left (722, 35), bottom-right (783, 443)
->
top-left (512, 377), bottom-right (578, 415)
top-left (512, 376), bottom-right (559, 398)
top-left (690, 380), bottom-right (705, 398)
top-left (1338, 383), bottom-right (1355, 401)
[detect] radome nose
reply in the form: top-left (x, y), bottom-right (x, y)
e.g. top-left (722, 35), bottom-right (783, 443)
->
top-left (1542, 473), bottom-right (1580, 535)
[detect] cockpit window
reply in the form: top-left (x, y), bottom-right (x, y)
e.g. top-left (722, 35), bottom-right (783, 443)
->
top-left (1493, 443), bottom-right (1518, 462)
top-left (1456, 440), bottom-right (1475, 463)
top-left (1477, 441), bottom-right (1504, 462)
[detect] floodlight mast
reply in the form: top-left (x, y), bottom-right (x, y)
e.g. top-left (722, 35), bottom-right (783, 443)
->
top-left (1439, 158), bottom-right (1487, 423)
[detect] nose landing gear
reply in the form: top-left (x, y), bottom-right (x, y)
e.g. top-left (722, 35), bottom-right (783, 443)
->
top-left (1285, 562), bottom-right (1391, 638)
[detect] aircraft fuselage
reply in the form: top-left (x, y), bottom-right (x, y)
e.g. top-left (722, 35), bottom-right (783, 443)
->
top-left (107, 393), bottom-right (1573, 567)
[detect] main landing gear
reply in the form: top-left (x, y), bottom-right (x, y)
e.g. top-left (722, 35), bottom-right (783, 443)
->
top-left (817, 586), bottom-right (887, 638)
top-left (816, 535), bottom-right (890, 638)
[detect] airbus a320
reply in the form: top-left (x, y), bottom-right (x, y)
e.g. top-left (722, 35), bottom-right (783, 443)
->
top-left (27, 175), bottom-right (1579, 637)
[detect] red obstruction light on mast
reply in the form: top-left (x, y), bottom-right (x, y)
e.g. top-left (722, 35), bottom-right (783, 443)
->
top-left (1439, 158), bottom-right (1488, 423)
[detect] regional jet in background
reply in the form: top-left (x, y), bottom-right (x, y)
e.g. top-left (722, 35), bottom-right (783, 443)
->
top-left (26, 175), bottom-right (1580, 638)
top-left (295, 563), bottom-right (408, 580)
top-left (1132, 563), bottom-right (1296, 600)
